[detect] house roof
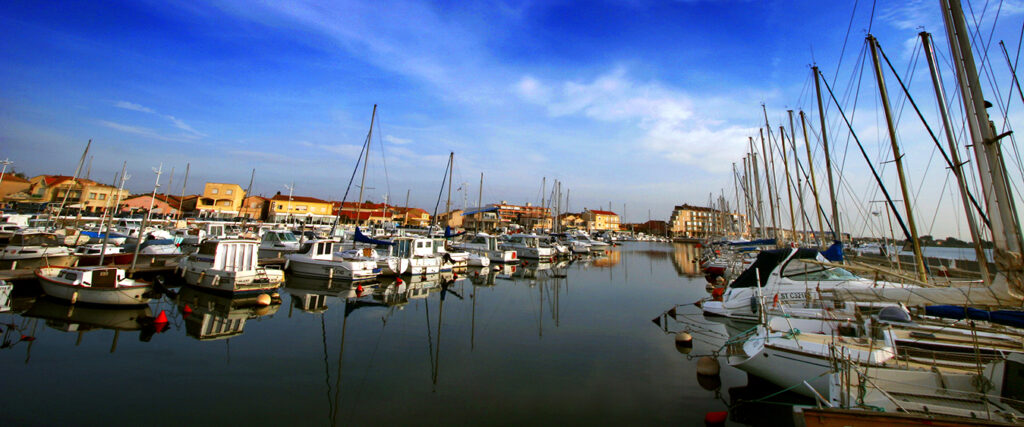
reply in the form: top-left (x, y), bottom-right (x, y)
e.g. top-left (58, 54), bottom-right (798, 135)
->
top-left (673, 204), bottom-right (717, 213)
top-left (589, 210), bottom-right (617, 216)
top-left (38, 175), bottom-right (100, 187)
top-left (243, 195), bottom-right (269, 202)
top-left (0, 173), bottom-right (29, 184)
top-left (271, 194), bottom-right (329, 204)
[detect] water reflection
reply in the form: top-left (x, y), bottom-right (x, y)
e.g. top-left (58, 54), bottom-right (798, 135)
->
top-left (23, 297), bottom-right (159, 351)
top-left (671, 242), bottom-right (702, 276)
top-left (175, 286), bottom-right (281, 341)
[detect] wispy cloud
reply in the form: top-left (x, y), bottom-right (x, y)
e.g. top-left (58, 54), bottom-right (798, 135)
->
top-left (515, 68), bottom-right (754, 172)
top-left (383, 134), bottom-right (412, 145)
top-left (112, 100), bottom-right (206, 138)
top-left (97, 120), bottom-right (197, 142)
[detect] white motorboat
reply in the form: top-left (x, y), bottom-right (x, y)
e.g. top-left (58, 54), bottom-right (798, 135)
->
top-left (452, 233), bottom-right (518, 263)
top-left (258, 229), bottom-right (302, 259)
top-left (500, 234), bottom-right (555, 260)
top-left (701, 248), bottom-right (912, 323)
top-left (178, 239), bottom-right (285, 293)
top-left (35, 266), bottom-right (153, 305)
top-left (338, 246), bottom-right (409, 276)
top-left (285, 239), bottom-right (380, 281)
top-left (0, 231), bottom-right (75, 269)
top-left (468, 252), bottom-right (490, 267)
top-left (434, 238), bottom-right (469, 270)
top-left (390, 237), bottom-right (443, 276)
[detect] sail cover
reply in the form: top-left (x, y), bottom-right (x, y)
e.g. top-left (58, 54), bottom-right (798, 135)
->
top-left (354, 227), bottom-right (393, 246)
top-left (925, 305), bottom-right (1024, 328)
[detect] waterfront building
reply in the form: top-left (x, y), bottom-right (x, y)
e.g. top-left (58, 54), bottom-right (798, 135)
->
top-left (333, 201), bottom-right (394, 225)
top-left (239, 196), bottom-right (270, 221)
top-left (581, 209), bottom-right (620, 231)
top-left (668, 204), bottom-right (749, 239)
top-left (462, 206), bottom-right (501, 232)
top-left (119, 193), bottom-right (188, 217)
top-left (23, 175), bottom-right (130, 213)
top-left (392, 206), bottom-right (430, 227)
top-left (270, 193), bottom-right (333, 223)
top-left (559, 213), bottom-right (585, 230)
top-left (489, 201), bottom-right (550, 230)
top-left (0, 173), bottom-right (31, 206)
top-left (436, 209), bottom-right (465, 228)
top-left (196, 182), bottom-right (245, 218)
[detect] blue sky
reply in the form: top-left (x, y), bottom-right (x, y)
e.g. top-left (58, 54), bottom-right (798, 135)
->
top-left (2, 1), bottom-right (1023, 238)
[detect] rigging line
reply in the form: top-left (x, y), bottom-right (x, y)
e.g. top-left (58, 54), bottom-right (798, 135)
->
top-left (877, 41), bottom-right (992, 228)
top-left (997, 41), bottom-right (1024, 203)
top-left (430, 155), bottom-right (452, 229)
top-left (866, 0), bottom-right (878, 34)
top-left (330, 129), bottom-right (371, 235)
top-left (819, 68), bottom-right (915, 241)
top-left (928, 172), bottom-right (954, 236)
top-left (831, 0), bottom-right (861, 86)
top-left (375, 113), bottom-right (392, 207)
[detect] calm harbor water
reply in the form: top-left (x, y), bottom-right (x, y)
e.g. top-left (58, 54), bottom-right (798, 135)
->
top-left (1, 243), bottom-right (800, 426)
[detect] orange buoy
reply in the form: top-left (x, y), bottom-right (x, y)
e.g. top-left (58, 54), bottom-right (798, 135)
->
top-left (256, 293), bottom-right (272, 306)
top-left (704, 411), bottom-right (727, 426)
top-left (696, 356), bottom-right (720, 376)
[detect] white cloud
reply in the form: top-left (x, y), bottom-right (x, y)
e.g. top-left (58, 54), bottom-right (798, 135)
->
top-left (97, 120), bottom-right (195, 142)
top-left (383, 134), bottom-right (412, 145)
top-left (516, 68), bottom-right (754, 172)
top-left (111, 100), bottom-right (206, 138)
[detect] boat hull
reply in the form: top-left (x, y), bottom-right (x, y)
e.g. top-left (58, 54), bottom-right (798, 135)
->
top-left (36, 271), bottom-right (152, 306)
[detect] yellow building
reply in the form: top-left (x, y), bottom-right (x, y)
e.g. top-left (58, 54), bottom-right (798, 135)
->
top-left (668, 204), bottom-right (749, 239)
top-left (582, 209), bottom-right (620, 231)
top-left (197, 183), bottom-right (245, 217)
top-left (269, 194), bottom-right (333, 223)
top-left (25, 175), bottom-right (130, 213)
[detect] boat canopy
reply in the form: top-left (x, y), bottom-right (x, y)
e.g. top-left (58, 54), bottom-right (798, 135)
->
top-left (355, 227), bottom-right (393, 246)
top-left (925, 305), bottom-right (1024, 329)
top-left (727, 238), bottom-right (777, 247)
top-left (729, 248), bottom-right (819, 288)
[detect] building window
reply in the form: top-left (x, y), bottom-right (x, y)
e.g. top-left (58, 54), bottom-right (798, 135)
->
top-left (89, 193), bottom-right (97, 200)
top-left (226, 189), bottom-right (233, 195)
top-left (211, 188), bottom-right (219, 194)
top-left (222, 201), bottom-right (231, 207)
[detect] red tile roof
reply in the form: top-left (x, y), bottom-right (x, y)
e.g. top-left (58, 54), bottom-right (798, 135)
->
top-left (271, 194), bottom-right (329, 204)
top-left (0, 173), bottom-right (29, 184)
top-left (589, 210), bottom-right (617, 216)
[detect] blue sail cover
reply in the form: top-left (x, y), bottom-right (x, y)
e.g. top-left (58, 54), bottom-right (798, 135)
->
top-left (444, 226), bottom-right (465, 238)
top-left (354, 227), bottom-right (393, 246)
top-left (925, 306), bottom-right (1024, 329)
top-left (821, 241), bottom-right (843, 262)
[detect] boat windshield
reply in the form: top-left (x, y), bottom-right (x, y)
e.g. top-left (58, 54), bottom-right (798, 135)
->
top-left (782, 259), bottom-right (859, 281)
top-left (9, 233), bottom-right (61, 247)
top-left (278, 232), bottom-right (298, 242)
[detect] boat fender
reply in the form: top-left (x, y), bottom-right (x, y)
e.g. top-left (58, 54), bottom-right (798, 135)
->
top-left (212, 274), bottom-right (220, 287)
top-left (696, 356), bottom-right (720, 376)
top-left (256, 294), bottom-right (271, 307)
top-left (674, 331), bottom-right (693, 347)
top-left (750, 296), bottom-right (758, 314)
top-left (71, 291), bottom-right (78, 305)
top-left (704, 411), bottom-right (727, 426)
top-left (198, 271), bottom-right (206, 284)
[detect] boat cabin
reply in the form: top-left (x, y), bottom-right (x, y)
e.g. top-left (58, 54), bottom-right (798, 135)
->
top-left (7, 232), bottom-right (63, 248)
top-left (57, 267), bottom-right (123, 288)
top-left (507, 234), bottom-right (542, 248)
top-left (196, 240), bottom-right (259, 272)
top-left (466, 233), bottom-right (499, 251)
top-left (391, 237), bottom-right (435, 258)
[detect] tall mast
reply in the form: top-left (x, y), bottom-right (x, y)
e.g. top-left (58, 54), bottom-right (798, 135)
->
top-left (476, 172), bottom-right (484, 234)
top-left (779, 125), bottom-right (797, 243)
top-left (130, 163), bottom-right (162, 275)
top-left (920, 31), bottom-right (991, 284)
top-left (177, 163), bottom-right (189, 221)
top-left (445, 152), bottom-right (454, 238)
top-left (98, 161), bottom-right (128, 266)
top-left (57, 139), bottom-right (91, 227)
top-left (758, 128), bottom-right (777, 238)
top-left (749, 137), bottom-right (766, 238)
top-left (732, 162), bottom-right (742, 238)
top-left (941, 0), bottom-right (1023, 292)
top-left (788, 110), bottom-right (806, 242)
top-left (868, 34), bottom-right (928, 282)
top-left (353, 104), bottom-right (377, 247)
top-left (800, 111), bottom-right (826, 246)
top-left (813, 66), bottom-right (842, 242)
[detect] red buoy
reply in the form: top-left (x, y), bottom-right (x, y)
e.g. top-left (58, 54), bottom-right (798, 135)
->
top-left (396, 278), bottom-right (403, 285)
top-left (356, 284), bottom-right (364, 294)
top-left (183, 305), bottom-right (193, 314)
top-left (704, 411), bottom-right (727, 426)
top-left (154, 310), bottom-right (168, 325)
